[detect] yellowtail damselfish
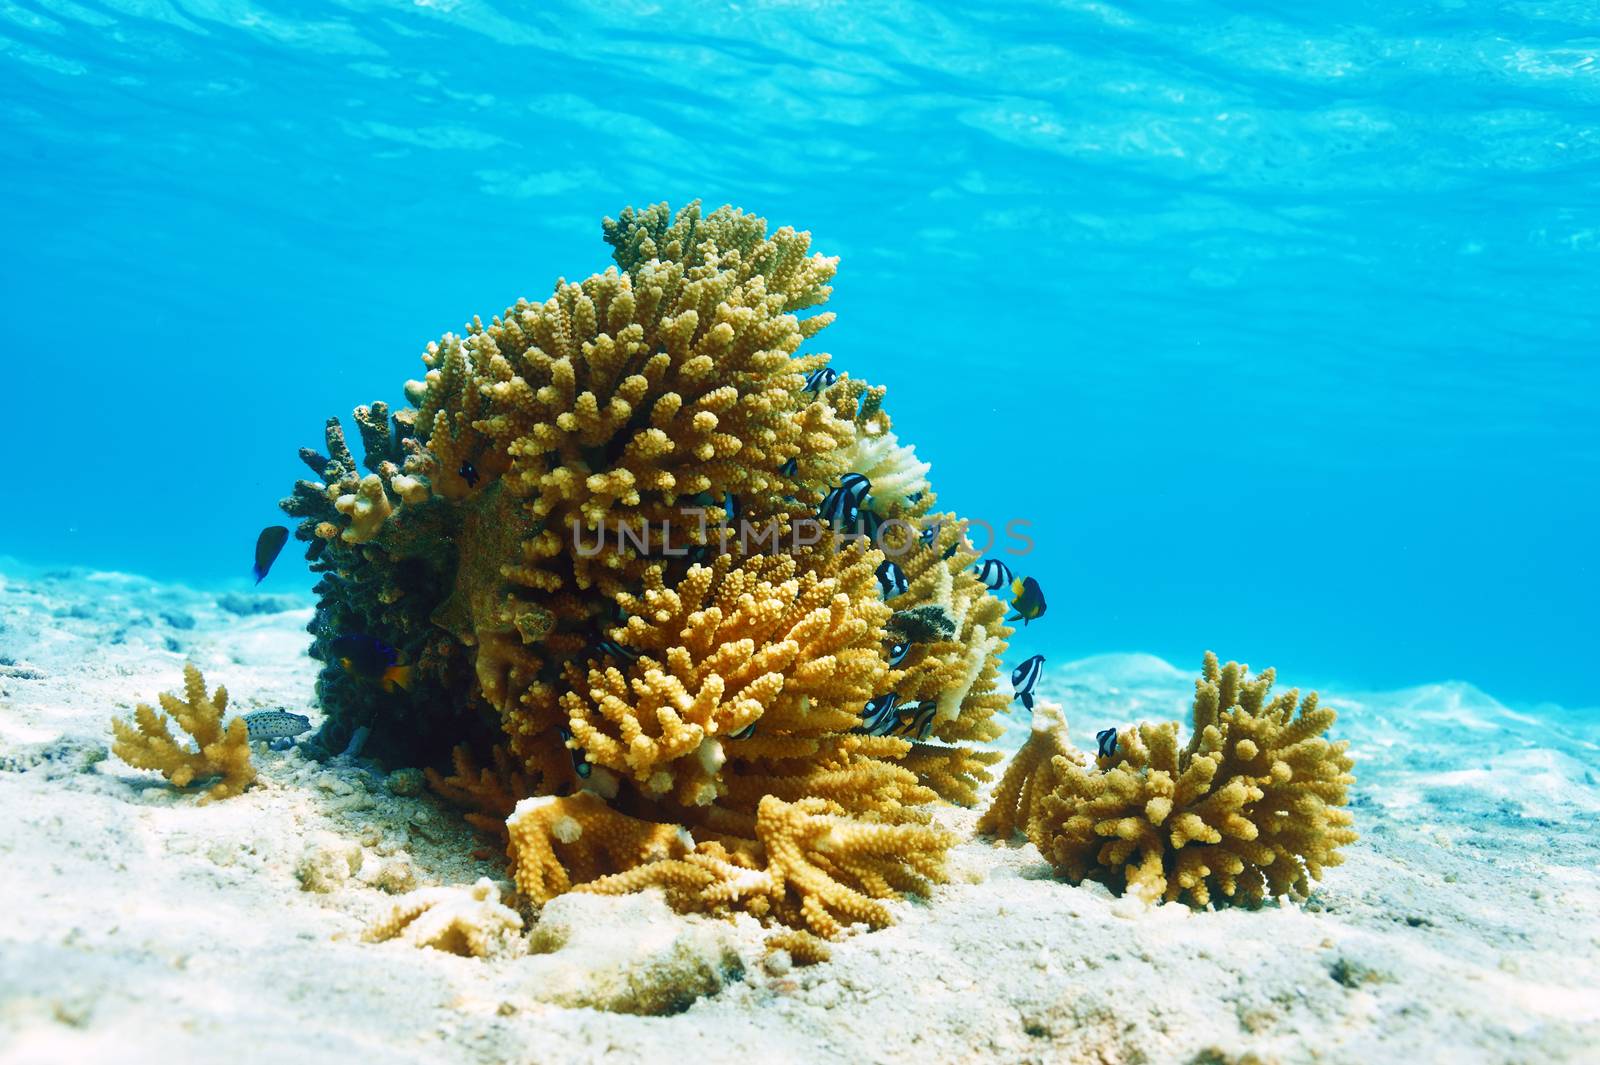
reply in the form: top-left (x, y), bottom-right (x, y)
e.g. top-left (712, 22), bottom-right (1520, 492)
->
top-left (330, 634), bottom-right (413, 693)
top-left (1007, 576), bottom-right (1047, 625)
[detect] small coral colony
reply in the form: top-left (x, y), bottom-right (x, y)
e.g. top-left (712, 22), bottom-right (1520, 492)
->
top-left (112, 202), bottom-right (1356, 945)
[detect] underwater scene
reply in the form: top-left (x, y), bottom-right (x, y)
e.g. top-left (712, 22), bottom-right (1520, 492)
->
top-left (2, 2), bottom-right (1597, 1063)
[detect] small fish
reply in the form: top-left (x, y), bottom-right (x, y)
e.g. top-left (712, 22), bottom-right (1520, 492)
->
top-left (819, 473), bottom-right (872, 530)
top-left (459, 460), bottom-right (479, 488)
top-left (887, 640), bottom-right (911, 667)
top-left (1011, 654), bottom-right (1044, 710)
top-left (778, 458), bottom-right (799, 478)
top-left (920, 523), bottom-right (938, 549)
top-left (240, 709), bottom-right (311, 742)
top-left (854, 692), bottom-right (901, 736)
top-left (728, 721), bottom-right (758, 740)
top-left (890, 700), bottom-right (938, 741)
top-left (1007, 577), bottom-right (1047, 625)
top-left (1096, 727), bottom-right (1118, 760)
top-left (559, 725), bottom-right (592, 778)
top-left (330, 634), bottom-right (414, 693)
top-left (875, 558), bottom-right (908, 598)
top-left (253, 525), bottom-right (289, 585)
top-left (802, 367), bottom-right (838, 393)
top-left (722, 492), bottom-right (740, 524)
top-left (596, 637), bottom-right (640, 663)
top-left (972, 558), bottom-right (1015, 592)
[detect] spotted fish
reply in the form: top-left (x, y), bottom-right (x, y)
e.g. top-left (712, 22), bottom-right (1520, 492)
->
top-left (240, 709), bottom-right (311, 742)
top-left (887, 639), bottom-right (911, 668)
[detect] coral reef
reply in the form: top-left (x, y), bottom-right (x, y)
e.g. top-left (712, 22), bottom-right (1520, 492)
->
top-left (281, 200), bottom-right (1013, 937)
top-left (982, 654), bottom-right (1357, 907)
top-left (110, 664), bottom-right (255, 802)
top-left (364, 877), bottom-right (525, 958)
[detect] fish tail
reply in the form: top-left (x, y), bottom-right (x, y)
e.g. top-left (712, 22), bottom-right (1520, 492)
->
top-left (382, 664), bottom-right (414, 693)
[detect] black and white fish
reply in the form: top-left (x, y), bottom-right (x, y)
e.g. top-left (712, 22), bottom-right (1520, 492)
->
top-left (802, 367), bottom-right (838, 393)
top-left (854, 692), bottom-right (901, 736)
top-left (890, 700), bottom-right (938, 741)
top-left (887, 640), bottom-right (911, 668)
top-left (729, 721), bottom-right (758, 740)
top-left (972, 558), bottom-right (1015, 592)
top-left (459, 460), bottom-right (480, 488)
top-left (778, 457), bottom-right (799, 477)
top-left (1096, 727), bottom-right (1118, 760)
top-left (1011, 654), bottom-right (1044, 711)
top-left (559, 724), bottom-right (592, 778)
top-left (596, 637), bottom-right (639, 664)
top-left (875, 558), bottom-right (908, 598)
top-left (819, 473), bottom-right (872, 530)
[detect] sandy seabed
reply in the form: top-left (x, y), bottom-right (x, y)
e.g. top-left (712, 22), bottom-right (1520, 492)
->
top-left (1, 563), bottom-right (1597, 1065)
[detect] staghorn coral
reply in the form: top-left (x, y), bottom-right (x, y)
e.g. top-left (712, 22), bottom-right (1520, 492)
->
top-left (764, 929), bottom-right (831, 966)
top-left (363, 877), bottom-right (525, 958)
top-left (110, 664), bottom-right (254, 802)
top-left (982, 654), bottom-right (1357, 907)
top-left (559, 795), bottom-right (956, 939)
top-left (283, 201), bottom-right (1014, 937)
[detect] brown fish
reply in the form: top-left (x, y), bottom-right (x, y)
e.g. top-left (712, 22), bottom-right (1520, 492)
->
top-left (254, 525), bottom-right (289, 584)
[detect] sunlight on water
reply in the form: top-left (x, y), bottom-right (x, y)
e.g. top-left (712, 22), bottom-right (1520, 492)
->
top-left (1, 0), bottom-right (1596, 703)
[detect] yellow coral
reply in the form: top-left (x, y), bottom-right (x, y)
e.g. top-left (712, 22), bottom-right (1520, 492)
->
top-left (562, 545), bottom-right (893, 807)
top-left (286, 201), bottom-right (1015, 938)
top-left (982, 654), bottom-right (1357, 907)
top-left (506, 791), bottom-right (691, 903)
top-left (110, 664), bottom-right (254, 802)
top-left (570, 795), bottom-right (955, 939)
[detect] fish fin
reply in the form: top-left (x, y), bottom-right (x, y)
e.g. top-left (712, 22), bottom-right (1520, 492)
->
top-left (1010, 578), bottom-right (1024, 597)
top-left (382, 664), bottom-right (414, 693)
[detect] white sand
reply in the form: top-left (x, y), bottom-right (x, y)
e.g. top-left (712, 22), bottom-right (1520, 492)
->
top-left (2, 564), bottom-right (1598, 1064)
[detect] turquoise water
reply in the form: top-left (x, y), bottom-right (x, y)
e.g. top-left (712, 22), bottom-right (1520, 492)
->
top-left (2, 2), bottom-right (1595, 706)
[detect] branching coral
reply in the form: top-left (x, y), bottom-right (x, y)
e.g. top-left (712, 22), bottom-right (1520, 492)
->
top-left (982, 654), bottom-right (1357, 907)
top-left (110, 664), bottom-right (255, 802)
top-left (552, 795), bottom-right (956, 939)
top-left (282, 200), bottom-right (1013, 937)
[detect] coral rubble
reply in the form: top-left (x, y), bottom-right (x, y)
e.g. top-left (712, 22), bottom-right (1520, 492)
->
top-left (982, 653), bottom-right (1357, 907)
top-left (364, 877), bottom-right (525, 958)
top-left (110, 664), bottom-right (255, 802)
top-left (282, 201), bottom-right (1012, 936)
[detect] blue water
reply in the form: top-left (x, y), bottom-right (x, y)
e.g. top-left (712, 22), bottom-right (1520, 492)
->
top-left (2, 2), bottom-right (1596, 706)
